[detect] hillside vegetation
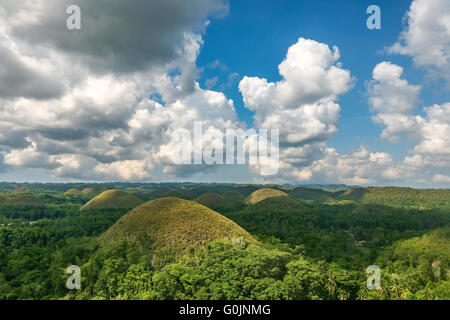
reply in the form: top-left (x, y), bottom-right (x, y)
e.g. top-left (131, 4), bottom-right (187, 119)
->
top-left (188, 187), bottom-right (220, 199)
top-left (65, 188), bottom-right (82, 195)
top-left (222, 190), bottom-right (245, 202)
top-left (289, 187), bottom-right (334, 201)
top-left (244, 188), bottom-right (289, 204)
top-left (81, 190), bottom-right (144, 211)
top-left (0, 182), bottom-right (448, 301)
top-left (360, 227), bottom-right (450, 299)
top-left (194, 193), bottom-right (235, 210)
top-left (225, 198), bottom-right (449, 267)
top-left (232, 186), bottom-right (260, 197)
top-left (100, 197), bottom-right (256, 255)
top-left (0, 194), bottom-right (44, 207)
top-left (340, 187), bottom-right (450, 209)
top-left (81, 188), bottom-right (98, 195)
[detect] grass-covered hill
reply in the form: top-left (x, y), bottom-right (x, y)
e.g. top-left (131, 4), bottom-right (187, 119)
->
top-left (100, 197), bottom-right (256, 254)
top-left (65, 188), bottom-right (83, 195)
top-left (288, 187), bottom-right (335, 201)
top-left (232, 185), bottom-right (260, 197)
top-left (0, 194), bottom-right (44, 207)
top-left (340, 187), bottom-right (450, 209)
top-left (81, 188), bottom-right (98, 195)
top-left (244, 188), bottom-right (289, 204)
top-left (80, 190), bottom-right (144, 211)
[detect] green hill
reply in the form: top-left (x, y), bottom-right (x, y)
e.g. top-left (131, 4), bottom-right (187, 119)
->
top-left (81, 188), bottom-right (98, 195)
top-left (100, 197), bottom-right (255, 254)
top-left (339, 188), bottom-right (368, 201)
top-left (244, 188), bottom-right (289, 204)
top-left (222, 190), bottom-right (245, 202)
top-left (80, 190), bottom-right (144, 211)
top-left (340, 187), bottom-right (450, 209)
top-left (289, 187), bottom-right (335, 201)
top-left (65, 188), bottom-right (82, 195)
top-left (232, 186), bottom-right (260, 197)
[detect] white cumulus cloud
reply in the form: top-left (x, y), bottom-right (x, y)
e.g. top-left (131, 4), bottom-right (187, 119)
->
top-left (389, 0), bottom-right (450, 83)
top-left (368, 61), bottom-right (422, 142)
top-left (239, 38), bottom-right (354, 181)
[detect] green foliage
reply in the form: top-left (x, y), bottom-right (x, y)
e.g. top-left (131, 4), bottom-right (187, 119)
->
top-left (0, 194), bottom-right (44, 208)
top-left (93, 240), bottom-right (358, 300)
top-left (359, 228), bottom-right (450, 300)
top-left (288, 187), bottom-right (335, 201)
top-left (222, 190), bottom-right (245, 202)
top-left (0, 184), bottom-right (448, 300)
top-left (341, 187), bottom-right (450, 210)
top-left (194, 192), bottom-right (243, 213)
top-left (64, 188), bottom-right (82, 195)
top-left (81, 188), bottom-right (98, 195)
top-left (225, 199), bottom-right (449, 268)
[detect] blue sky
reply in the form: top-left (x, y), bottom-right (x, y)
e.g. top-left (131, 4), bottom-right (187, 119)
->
top-left (0, 0), bottom-right (449, 186)
top-left (198, 0), bottom-right (433, 159)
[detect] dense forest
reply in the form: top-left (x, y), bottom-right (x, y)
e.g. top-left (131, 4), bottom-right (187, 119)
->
top-left (0, 183), bottom-right (448, 300)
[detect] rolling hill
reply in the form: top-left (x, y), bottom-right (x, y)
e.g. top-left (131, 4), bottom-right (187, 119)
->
top-left (100, 197), bottom-right (256, 254)
top-left (246, 195), bottom-right (308, 212)
top-left (65, 188), bottom-right (83, 195)
top-left (81, 188), bottom-right (98, 195)
top-left (244, 188), bottom-right (289, 204)
top-left (232, 185), bottom-right (260, 197)
top-left (80, 190), bottom-right (144, 211)
top-left (222, 190), bottom-right (245, 203)
top-left (340, 187), bottom-right (450, 209)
